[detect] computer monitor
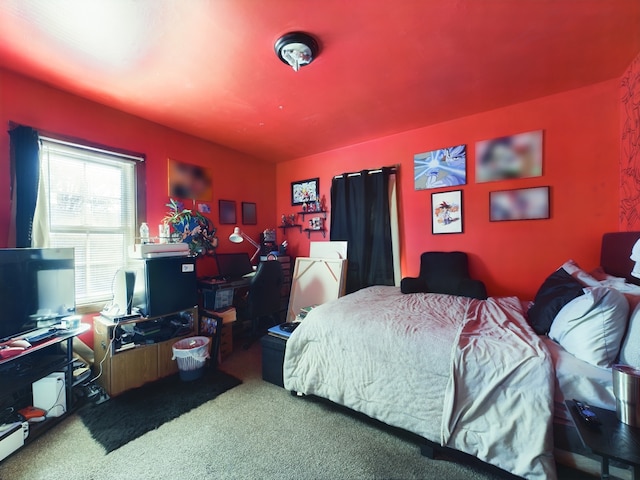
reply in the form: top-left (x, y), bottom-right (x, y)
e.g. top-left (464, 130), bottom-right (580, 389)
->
top-left (216, 253), bottom-right (253, 280)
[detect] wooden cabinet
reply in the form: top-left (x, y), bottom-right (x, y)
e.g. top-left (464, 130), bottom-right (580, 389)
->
top-left (109, 346), bottom-right (157, 397)
top-left (93, 307), bottom-right (196, 397)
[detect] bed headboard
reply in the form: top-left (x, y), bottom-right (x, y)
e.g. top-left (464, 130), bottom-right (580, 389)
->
top-left (601, 232), bottom-right (640, 285)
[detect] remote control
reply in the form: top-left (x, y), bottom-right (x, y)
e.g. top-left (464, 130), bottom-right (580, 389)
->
top-left (573, 399), bottom-right (601, 426)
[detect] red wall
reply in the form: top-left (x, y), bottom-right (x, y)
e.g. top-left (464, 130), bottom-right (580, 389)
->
top-left (0, 68), bottom-right (624, 300)
top-left (0, 69), bottom-right (276, 277)
top-left (276, 79), bottom-right (621, 299)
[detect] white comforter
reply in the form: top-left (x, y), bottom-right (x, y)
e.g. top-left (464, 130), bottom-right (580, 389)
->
top-left (283, 286), bottom-right (556, 479)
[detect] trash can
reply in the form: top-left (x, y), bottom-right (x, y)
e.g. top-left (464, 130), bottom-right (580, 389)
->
top-left (612, 364), bottom-right (640, 426)
top-left (172, 336), bottom-right (210, 381)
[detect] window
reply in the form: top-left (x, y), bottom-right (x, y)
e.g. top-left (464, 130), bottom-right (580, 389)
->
top-left (37, 138), bottom-right (141, 307)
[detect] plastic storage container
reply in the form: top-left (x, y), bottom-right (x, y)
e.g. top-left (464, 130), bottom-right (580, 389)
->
top-left (172, 336), bottom-right (210, 381)
top-left (612, 364), bottom-right (640, 426)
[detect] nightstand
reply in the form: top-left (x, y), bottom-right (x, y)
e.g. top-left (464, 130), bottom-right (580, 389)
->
top-left (565, 399), bottom-right (640, 479)
top-left (260, 334), bottom-right (287, 387)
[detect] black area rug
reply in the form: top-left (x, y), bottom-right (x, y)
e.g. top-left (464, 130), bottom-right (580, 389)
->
top-left (78, 369), bottom-right (241, 453)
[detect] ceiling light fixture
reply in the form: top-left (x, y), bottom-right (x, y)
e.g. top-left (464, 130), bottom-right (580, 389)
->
top-left (274, 32), bottom-right (318, 72)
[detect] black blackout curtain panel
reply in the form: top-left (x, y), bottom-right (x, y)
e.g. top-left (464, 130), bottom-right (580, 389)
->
top-left (330, 167), bottom-right (395, 294)
top-left (9, 126), bottom-right (40, 248)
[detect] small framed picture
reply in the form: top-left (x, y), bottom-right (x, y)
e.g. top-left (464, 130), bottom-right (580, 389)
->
top-left (291, 178), bottom-right (319, 206)
top-left (242, 202), bottom-right (257, 225)
top-left (489, 186), bottom-right (550, 221)
top-left (218, 200), bottom-right (236, 225)
top-left (431, 190), bottom-right (463, 234)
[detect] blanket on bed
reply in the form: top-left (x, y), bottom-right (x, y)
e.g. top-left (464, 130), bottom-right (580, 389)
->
top-left (283, 286), bottom-right (555, 480)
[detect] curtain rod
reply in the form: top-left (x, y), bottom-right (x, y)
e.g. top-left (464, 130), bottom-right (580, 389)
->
top-left (8, 121), bottom-right (146, 162)
top-left (40, 135), bottom-right (144, 163)
top-left (334, 165), bottom-right (398, 179)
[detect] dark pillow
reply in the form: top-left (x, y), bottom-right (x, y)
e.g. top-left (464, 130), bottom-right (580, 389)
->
top-left (527, 268), bottom-right (585, 335)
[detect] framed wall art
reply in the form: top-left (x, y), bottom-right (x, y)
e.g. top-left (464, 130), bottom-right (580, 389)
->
top-left (242, 202), bottom-right (257, 225)
top-left (475, 130), bottom-right (543, 183)
top-left (291, 178), bottom-right (319, 206)
top-left (431, 190), bottom-right (463, 234)
top-left (414, 144), bottom-right (467, 190)
top-left (489, 186), bottom-right (550, 221)
top-left (218, 200), bottom-right (236, 225)
top-left (168, 158), bottom-right (213, 201)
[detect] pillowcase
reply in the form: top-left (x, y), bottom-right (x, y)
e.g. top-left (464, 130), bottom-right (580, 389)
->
top-left (560, 259), bottom-right (600, 287)
top-left (619, 302), bottom-right (640, 369)
top-left (527, 268), bottom-right (585, 335)
top-left (548, 287), bottom-right (629, 368)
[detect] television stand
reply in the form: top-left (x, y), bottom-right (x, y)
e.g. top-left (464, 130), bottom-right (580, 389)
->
top-left (0, 324), bottom-right (91, 460)
top-left (93, 306), bottom-right (198, 397)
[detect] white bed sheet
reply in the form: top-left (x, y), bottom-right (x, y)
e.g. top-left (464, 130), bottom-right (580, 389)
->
top-left (284, 286), bottom-right (556, 479)
top-left (542, 337), bottom-right (615, 424)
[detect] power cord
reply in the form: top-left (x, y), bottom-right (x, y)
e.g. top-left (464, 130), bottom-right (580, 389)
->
top-left (43, 376), bottom-right (66, 418)
top-left (88, 328), bottom-right (116, 384)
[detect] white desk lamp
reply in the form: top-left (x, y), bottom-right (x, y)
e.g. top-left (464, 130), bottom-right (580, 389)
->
top-left (229, 227), bottom-right (261, 262)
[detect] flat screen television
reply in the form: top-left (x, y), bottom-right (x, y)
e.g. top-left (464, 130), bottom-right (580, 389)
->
top-left (0, 248), bottom-right (76, 342)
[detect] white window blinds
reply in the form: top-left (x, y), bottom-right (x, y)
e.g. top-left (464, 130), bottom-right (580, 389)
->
top-left (38, 138), bottom-right (140, 306)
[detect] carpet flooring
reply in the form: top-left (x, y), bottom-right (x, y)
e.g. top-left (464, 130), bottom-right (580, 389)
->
top-left (0, 343), bottom-right (607, 480)
top-left (78, 369), bottom-right (241, 453)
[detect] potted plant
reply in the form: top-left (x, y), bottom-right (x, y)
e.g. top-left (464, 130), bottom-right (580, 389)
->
top-left (163, 198), bottom-right (218, 256)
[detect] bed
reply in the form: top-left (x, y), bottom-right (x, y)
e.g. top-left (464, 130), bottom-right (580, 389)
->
top-left (283, 232), bottom-right (640, 480)
top-left (284, 287), bottom-right (555, 479)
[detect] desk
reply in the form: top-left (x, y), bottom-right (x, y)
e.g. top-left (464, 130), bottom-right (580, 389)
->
top-left (566, 399), bottom-right (640, 479)
top-left (199, 277), bottom-right (252, 311)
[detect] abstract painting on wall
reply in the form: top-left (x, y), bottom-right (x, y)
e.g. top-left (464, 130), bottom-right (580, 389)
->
top-left (489, 186), bottom-right (550, 221)
top-left (476, 130), bottom-right (543, 183)
top-left (431, 190), bottom-right (463, 234)
top-left (414, 144), bottom-right (467, 190)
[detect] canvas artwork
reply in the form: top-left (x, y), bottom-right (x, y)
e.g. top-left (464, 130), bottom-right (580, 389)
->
top-left (168, 158), bottom-right (213, 201)
top-left (490, 186), bottom-right (550, 221)
top-left (431, 190), bottom-right (463, 234)
top-left (414, 144), bottom-right (466, 190)
top-left (291, 178), bottom-right (319, 205)
top-left (475, 130), bottom-right (543, 183)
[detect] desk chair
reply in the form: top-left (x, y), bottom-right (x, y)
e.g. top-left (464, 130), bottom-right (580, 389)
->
top-left (242, 259), bottom-right (284, 349)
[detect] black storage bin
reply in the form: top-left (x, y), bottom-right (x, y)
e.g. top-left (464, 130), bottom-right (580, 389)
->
top-left (260, 334), bottom-right (287, 387)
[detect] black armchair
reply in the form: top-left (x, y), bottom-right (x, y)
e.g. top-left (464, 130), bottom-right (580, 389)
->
top-left (400, 251), bottom-right (487, 299)
top-left (241, 260), bottom-right (284, 349)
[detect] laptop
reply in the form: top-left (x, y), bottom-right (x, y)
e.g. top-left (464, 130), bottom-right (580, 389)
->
top-left (216, 253), bottom-right (254, 280)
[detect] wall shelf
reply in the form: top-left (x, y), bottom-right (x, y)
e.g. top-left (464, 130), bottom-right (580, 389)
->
top-left (278, 224), bottom-right (302, 234)
top-left (298, 210), bottom-right (327, 219)
top-left (303, 228), bottom-right (326, 238)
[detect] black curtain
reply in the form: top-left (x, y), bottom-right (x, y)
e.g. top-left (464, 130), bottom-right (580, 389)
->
top-left (330, 168), bottom-right (394, 294)
top-left (9, 126), bottom-right (40, 247)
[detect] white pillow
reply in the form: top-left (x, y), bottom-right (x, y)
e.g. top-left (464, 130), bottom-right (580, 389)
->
top-left (619, 302), bottom-right (640, 369)
top-left (548, 286), bottom-right (629, 368)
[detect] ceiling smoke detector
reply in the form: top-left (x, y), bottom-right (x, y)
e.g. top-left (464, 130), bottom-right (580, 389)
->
top-left (274, 32), bottom-right (319, 72)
